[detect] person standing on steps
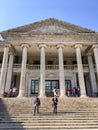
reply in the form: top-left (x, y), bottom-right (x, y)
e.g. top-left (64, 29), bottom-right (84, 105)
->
top-left (52, 95), bottom-right (58, 113)
top-left (33, 96), bottom-right (40, 115)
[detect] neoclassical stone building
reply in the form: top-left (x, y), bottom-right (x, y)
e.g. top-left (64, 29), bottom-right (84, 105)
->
top-left (0, 18), bottom-right (98, 98)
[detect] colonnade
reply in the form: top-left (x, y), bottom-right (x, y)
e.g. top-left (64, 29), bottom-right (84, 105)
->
top-left (0, 43), bottom-right (98, 97)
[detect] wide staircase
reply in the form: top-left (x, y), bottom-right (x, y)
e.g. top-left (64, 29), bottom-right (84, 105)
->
top-left (0, 97), bottom-right (98, 130)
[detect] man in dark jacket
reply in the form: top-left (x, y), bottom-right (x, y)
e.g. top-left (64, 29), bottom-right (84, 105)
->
top-left (33, 96), bottom-right (40, 115)
top-left (52, 95), bottom-right (58, 113)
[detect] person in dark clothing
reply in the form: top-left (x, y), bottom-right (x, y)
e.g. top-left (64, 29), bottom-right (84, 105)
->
top-left (33, 96), bottom-right (40, 115)
top-left (52, 95), bottom-right (58, 113)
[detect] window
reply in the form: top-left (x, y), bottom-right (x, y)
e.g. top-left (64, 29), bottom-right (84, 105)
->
top-left (48, 61), bottom-right (53, 65)
top-left (65, 80), bottom-right (71, 90)
top-left (72, 61), bottom-right (77, 64)
top-left (64, 61), bottom-right (67, 65)
top-left (31, 80), bottom-right (39, 94)
top-left (33, 60), bottom-right (40, 65)
top-left (45, 80), bottom-right (59, 92)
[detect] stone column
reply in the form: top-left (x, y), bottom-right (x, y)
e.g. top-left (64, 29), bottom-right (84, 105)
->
top-left (5, 51), bottom-right (14, 93)
top-left (18, 44), bottom-right (29, 97)
top-left (39, 44), bottom-right (46, 98)
top-left (75, 44), bottom-right (86, 97)
top-left (57, 44), bottom-right (66, 98)
top-left (92, 45), bottom-right (98, 79)
top-left (0, 44), bottom-right (10, 97)
top-left (88, 54), bottom-right (97, 96)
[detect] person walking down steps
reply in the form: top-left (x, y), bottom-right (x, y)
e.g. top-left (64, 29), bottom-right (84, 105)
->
top-left (33, 96), bottom-right (40, 115)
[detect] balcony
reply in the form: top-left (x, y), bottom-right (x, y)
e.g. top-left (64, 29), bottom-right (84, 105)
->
top-left (0, 64), bottom-right (96, 72)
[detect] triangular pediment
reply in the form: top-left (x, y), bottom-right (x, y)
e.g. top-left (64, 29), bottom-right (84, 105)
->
top-left (1, 18), bottom-right (96, 36)
top-left (26, 25), bottom-right (74, 34)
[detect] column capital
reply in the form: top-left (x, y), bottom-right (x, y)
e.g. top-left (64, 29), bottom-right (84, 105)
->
top-left (4, 44), bottom-right (11, 48)
top-left (57, 44), bottom-right (64, 49)
top-left (74, 44), bottom-right (82, 49)
top-left (92, 44), bottom-right (98, 49)
top-left (21, 43), bottom-right (29, 48)
top-left (39, 44), bottom-right (47, 48)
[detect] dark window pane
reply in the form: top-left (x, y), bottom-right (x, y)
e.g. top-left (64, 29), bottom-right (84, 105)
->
top-left (33, 61), bottom-right (40, 64)
top-left (72, 61), bottom-right (77, 64)
top-left (48, 61), bottom-right (53, 65)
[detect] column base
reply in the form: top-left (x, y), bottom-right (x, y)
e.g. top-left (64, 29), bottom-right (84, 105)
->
top-left (59, 95), bottom-right (67, 98)
top-left (80, 94), bottom-right (87, 98)
top-left (38, 95), bottom-right (46, 98)
top-left (17, 94), bottom-right (26, 98)
top-left (0, 92), bottom-right (4, 98)
top-left (17, 96), bottom-right (25, 98)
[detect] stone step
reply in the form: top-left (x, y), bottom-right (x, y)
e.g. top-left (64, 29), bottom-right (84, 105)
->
top-left (0, 122), bottom-right (98, 126)
top-left (1, 97), bottom-right (98, 104)
top-left (1, 98), bottom-right (98, 130)
top-left (1, 118), bottom-right (98, 122)
top-left (2, 128), bottom-right (98, 130)
top-left (0, 124), bottom-right (98, 129)
top-left (1, 106), bottom-right (98, 109)
top-left (0, 114), bottom-right (98, 119)
top-left (1, 109), bottom-right (98, 111)
top-left (1, 112), bottom-right (98, 114)
top-left (0, 107), bottom-right (97, 110)
top-left (0, 113), bottom-right (98, 117)
top-left (1, 117), bottom-right (98, 121)
top-left (0, 119), bottom-right (98, 123)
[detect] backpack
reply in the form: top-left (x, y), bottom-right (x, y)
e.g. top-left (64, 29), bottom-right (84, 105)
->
top-left (37, 98), bottom-right (40, 106)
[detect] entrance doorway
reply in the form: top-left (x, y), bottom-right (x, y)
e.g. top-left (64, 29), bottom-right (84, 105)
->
top-left (31, 80), bottom-right (72, 96)
top-left (45, 80), bottom-right (59, 97)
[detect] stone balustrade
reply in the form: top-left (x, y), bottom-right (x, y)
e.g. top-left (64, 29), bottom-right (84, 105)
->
top-left (0, 64), bottom-right (96, 71)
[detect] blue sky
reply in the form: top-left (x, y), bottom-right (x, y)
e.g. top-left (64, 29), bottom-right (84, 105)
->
top-left (0, 0), bottom-right (98, 32)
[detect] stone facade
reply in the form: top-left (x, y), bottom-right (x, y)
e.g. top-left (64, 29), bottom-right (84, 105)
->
top-left (0, 18), bottom-right (98, 97)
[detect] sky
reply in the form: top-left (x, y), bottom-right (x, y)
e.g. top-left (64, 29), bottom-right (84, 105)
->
top-left (0, 0), bottom-right (98, 32)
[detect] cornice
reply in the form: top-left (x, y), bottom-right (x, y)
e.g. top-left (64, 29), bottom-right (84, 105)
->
top-left (2, 32), bottom-right (98, 40)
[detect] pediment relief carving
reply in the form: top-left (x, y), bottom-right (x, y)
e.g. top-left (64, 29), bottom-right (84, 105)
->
top-left (25, 25), bottom-right (74, 34)
top-left (46, 73), bottom-right (57, 77)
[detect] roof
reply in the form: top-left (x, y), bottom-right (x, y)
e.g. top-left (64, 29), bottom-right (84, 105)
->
top-left (0, 18), bottom-right (96, 38)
